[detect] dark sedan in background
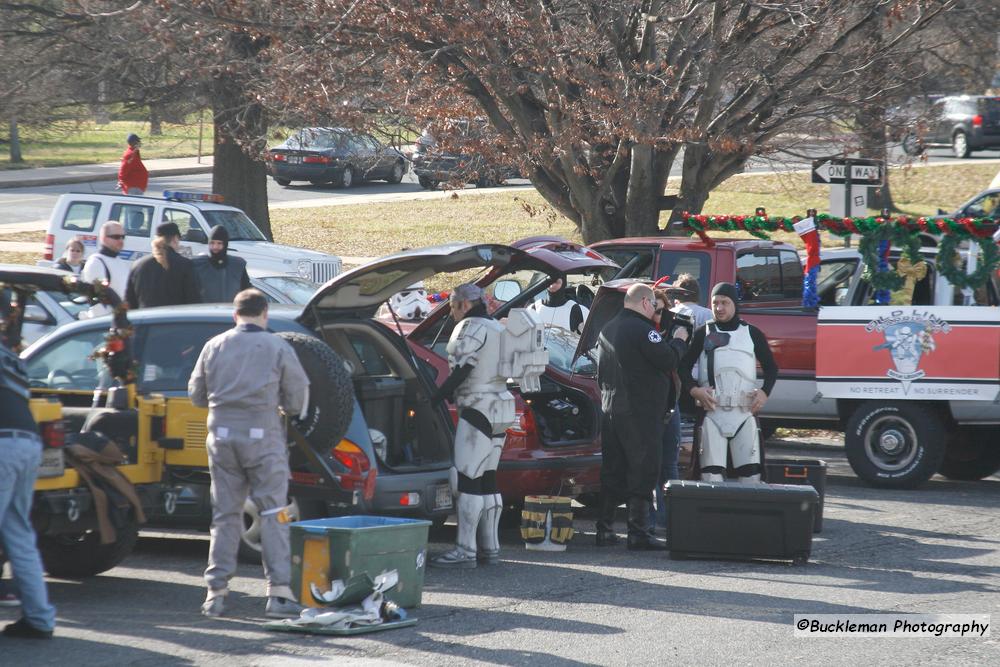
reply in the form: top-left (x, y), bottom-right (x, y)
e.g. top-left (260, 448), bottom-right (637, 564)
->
top-left (267, 127), bottom-right (408, 188)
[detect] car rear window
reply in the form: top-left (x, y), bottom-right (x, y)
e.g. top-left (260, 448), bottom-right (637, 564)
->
top-left (290, 130), bottom-right (349, 151)
top-left (657, 251), bottom-right (711, 306)
top-left (979, 98), bottom-right (1000, 119)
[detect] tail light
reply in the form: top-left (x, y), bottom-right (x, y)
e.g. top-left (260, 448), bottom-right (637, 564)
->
top-left (44, 234), bottom-right (55, 261)
top-left (271, 153), bottom-right (286, 162)
top-left (331, 439), bottom-right (374, 496)
top-left (506, 410), bottom-right (538, 438)
top-left (40, 421), bottom-right (65, 448)
top-left (303, 155), bottom-right (331, 164)
top-left (972, 114), bottom-right (983, 128)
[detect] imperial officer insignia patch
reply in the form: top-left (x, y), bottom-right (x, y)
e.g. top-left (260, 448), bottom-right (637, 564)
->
top-left (648, 330), bottom-right (662, 343)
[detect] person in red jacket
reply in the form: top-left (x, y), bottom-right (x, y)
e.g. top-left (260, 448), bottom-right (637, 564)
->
top-left (118, 133), bottom-right (149, 195)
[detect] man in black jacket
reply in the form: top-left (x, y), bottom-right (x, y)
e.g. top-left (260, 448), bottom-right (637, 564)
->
top-left (596, 283), bottom-right (688, 550)
top-left (193, 226), bottom-right (251, 304)
top-left (126, 222), bottom-right (202, 309)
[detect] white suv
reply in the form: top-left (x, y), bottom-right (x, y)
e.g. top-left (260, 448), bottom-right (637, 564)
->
top-left (42, 192), bottom-right (342, 283)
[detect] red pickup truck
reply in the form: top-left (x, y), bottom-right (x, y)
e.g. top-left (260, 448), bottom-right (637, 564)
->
top-left (585, 236), bottom-right (1000, 489)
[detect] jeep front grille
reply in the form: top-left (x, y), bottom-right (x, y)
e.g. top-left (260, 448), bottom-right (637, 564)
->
top-left (312, 260), bottom-right (342, 284)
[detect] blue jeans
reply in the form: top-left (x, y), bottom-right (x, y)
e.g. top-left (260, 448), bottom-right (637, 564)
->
top-left (652, 407), bottom-right (682, 528)
top-left (0, 432), bottom-right (56, 631)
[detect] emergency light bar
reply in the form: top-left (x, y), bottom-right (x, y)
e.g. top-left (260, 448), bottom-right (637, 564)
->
top-left (163, 191), bottom-right (225, 203)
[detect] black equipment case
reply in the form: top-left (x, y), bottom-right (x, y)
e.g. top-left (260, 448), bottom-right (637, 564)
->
top-left (764, 458), bottom-right (827, 533)
top-left (665, 481), bottom-right (818, 564)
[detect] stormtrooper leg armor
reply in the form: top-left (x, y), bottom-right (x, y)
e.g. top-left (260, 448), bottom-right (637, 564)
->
top-left (431, 409), bottom-right (507, 569)
top-left (699, 412), bottom-right (761, 483)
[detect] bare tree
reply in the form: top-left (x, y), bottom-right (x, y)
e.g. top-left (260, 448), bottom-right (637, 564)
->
top-left (208, 0), bottom-right (956, 242)
top-left (0, 1), bottom-right (274, 237)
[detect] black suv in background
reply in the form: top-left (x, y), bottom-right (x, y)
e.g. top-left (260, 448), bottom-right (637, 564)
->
top-left (900, 95), bottom-right (1000, 158)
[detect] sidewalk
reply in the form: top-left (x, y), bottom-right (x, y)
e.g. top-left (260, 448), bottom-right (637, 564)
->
top-left (0, 156), bottom-right (214, 190)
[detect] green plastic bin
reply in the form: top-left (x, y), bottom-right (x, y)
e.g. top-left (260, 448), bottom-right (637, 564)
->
top-left (290, 516), bottom-right (431, 609)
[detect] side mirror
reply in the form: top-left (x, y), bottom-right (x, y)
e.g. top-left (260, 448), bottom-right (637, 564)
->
top-left (185, 228), bottom-right (208, 244)
top-left (492, 279), bottom-right (521, 302)
top-left (23, 304), bottom-right (51, 323)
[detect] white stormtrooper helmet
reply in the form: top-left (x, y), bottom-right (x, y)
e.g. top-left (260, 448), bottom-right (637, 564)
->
top-left (389, 282), bottom-right (432, 320)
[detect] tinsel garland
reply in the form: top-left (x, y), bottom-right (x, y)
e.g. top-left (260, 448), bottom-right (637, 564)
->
top-left (680, 212), bottom-right (998, 290)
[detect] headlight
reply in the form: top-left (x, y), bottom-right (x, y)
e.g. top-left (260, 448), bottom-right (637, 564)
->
top-left (297, 259), bottom-right (312, 279)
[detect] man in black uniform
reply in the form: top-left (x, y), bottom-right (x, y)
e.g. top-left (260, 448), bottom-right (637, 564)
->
top-left (0, 303), bottom-right (56, 639)
top-left (596, 283), bottom-right (688, 550)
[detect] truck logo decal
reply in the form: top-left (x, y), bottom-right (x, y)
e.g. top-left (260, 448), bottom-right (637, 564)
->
top-left (868, 310), bottom-right (950, 393)
top-left (817, 306), bottom-right (999, 402)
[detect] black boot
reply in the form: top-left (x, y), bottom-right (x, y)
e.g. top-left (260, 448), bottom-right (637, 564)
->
top-left (595, 494), bottom-right (621, 546)
top-left (627, 498), bottom-right (667, 551)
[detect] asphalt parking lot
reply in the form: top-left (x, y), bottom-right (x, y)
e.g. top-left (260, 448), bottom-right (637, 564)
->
top-left (2, 439), bottom-right (997, 666)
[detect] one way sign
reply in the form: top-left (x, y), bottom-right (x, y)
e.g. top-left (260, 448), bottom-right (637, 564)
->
top-left (811, 158), bottom-right (884, 186)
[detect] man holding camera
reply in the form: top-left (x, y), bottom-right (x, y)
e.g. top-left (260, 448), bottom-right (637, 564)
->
top-left (595, 283), bottom-right (688, 551)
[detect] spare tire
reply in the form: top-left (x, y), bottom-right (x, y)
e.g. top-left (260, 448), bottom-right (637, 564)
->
top-left (278, 331), bottom-right (354, 450)
top-left (39, 514), bottom-right (139, 578)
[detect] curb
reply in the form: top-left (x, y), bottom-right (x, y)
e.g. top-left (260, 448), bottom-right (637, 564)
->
top-left (0, 165), bottom-right (214, 190)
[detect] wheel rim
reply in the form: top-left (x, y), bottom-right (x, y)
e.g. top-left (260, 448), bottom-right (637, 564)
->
top-left (953, 133), bottom-right (967, 157)
top-left (863, 415), bottom-right (919, 472)
top-left (241, 497), bottom-right (300, 553)
top-left (393, 162), bottom-right (403, 180)
top-left (903, 135), bottom-right (918, 154)
top-left (343, 167), bottom-right (353, 187)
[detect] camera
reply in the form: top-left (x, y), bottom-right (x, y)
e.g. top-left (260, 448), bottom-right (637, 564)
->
top-left (661, 310), bottom-right (694, 340)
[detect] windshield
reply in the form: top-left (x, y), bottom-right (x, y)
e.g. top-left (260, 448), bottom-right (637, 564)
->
top-left (545, 326), bottom-right (596, 376)
top-left (203, 210), bottom-right (267, 241)
top-left (257, 276), bottom-right (318, 304)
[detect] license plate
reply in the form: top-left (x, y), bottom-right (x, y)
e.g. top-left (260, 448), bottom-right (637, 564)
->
top-left (434, 483), bottom-right (453, 510)
top-left (37, 448), bottom-right (65, 479)
top-left (288, 156), bottom-right (302, 164)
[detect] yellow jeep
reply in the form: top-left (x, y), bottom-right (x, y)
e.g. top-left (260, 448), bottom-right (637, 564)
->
top-left (5, 265), bottom-right (364, 576)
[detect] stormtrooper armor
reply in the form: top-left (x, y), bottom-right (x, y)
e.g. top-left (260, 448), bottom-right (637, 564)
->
top-left (528, 298), bottom-right (589, 333)
top-left (697, 323), bottom-right (762, 483)
top-left (388, 282), bottom-right (432, 320)
top-left (433, 309), bottom-right (547, 568)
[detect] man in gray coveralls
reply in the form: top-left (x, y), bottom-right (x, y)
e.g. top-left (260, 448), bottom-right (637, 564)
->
top-left (188, 288), bottom-right (310, 618)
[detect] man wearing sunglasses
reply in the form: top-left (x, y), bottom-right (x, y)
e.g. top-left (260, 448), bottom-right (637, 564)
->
top-left (81, 221), bottom-right (131, 318)
top-left (595, 283), bottom-right (688, 551)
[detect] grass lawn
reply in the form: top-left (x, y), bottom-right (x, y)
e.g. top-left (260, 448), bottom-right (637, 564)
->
top-left (4, 162), bottom-right (998, 268)
top-left (270, 162), bottom-right (1000, 260)
top-left (0, 120), bottom-right (213, 170)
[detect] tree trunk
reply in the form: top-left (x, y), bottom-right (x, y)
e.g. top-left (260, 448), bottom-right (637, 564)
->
top-left (667, 145), bottom-right (714, 232)
top-left (576, 199), bottom-right (616, 244)
top-left (211, 118), bottom-right (270, 240)
top-left (624, 144), bottom-right (665, 237)
top-left (149, 104), bottom-right (163, 136)
top-left (854, 4), bottom-right (896, 212)
top-left (210, 32), bottom-right (271, 239)
top-left (9, 117), bottom-right (23, 163)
